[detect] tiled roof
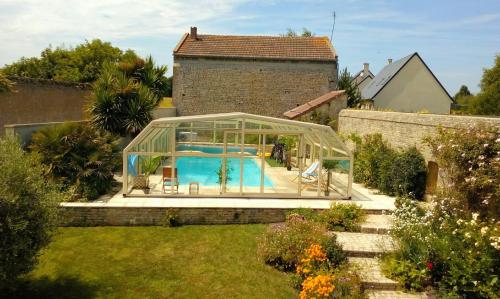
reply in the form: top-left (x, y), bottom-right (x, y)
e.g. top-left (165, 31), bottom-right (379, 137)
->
top-left (283, 90), bottom-right (346, 119)
top-left (174, 34), bottom-right (337, 61)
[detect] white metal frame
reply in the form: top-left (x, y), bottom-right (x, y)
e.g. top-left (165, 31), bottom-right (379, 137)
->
top-left (122, 112), bottom-right (353, 199)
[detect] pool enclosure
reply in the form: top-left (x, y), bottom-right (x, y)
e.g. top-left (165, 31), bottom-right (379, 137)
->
top-left (122, 112), bottom-right (353, 199)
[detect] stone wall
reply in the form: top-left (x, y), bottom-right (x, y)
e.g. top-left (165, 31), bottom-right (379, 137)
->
top-left (0, 77), bottom-right (90, 136)
top-left (59, 206), bottom-right (293, 226)
top-left (5, 120), bottom-right (88, 146)
top-left (338, 109), bottom-right (500, 161)
top-left (173, 57), bottom-right (337, 118)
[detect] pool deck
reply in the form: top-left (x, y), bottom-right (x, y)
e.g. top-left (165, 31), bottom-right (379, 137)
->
top-left (62, 180), bottom-right (396, 212)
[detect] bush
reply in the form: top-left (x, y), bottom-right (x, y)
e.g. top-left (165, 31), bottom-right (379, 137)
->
top-left (0, 136), bottom-right (63, 289)
top-left (424, 125), bottom-right (499, 218)
top-left (257, 217), bottom-right (329, 271)
top-left (322, 235), bottom-right (347, 267)
top-left (353, 134), bottom-right (428, 199)
top-left (390, 147), bottom-right (427, 199)
top-left (320, 203), bottom-right (366, 232)
top-left (287, 208), bottom-right (321, 222)
top-left (385, 197), bottom-right (500, 297)
top-left (30, 122), bottom-right (120, 201)
top-left (161, 209), bottom-right (181, 227)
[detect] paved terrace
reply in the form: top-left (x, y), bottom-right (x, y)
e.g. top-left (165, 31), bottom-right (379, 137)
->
top-left (61, 181), bottom-right (396, 212)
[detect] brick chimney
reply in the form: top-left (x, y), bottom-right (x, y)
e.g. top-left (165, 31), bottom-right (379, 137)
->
top-left (190, 27), bottom-right (198, 40)
top-left (388, 58), bottom-right (393, 64)
top-left (363, 63), bottom-right (369, 75)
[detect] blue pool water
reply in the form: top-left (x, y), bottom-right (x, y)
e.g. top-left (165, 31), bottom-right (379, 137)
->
top-left (176, 144), bottom-right (258, 155)
top-left (175, 145), bottom-right (273, 187)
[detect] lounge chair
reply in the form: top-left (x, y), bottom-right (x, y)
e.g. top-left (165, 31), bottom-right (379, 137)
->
top-left (292, 161), bottom-right (319, 181)
top-left (162, 167), bottom-right (179, 193)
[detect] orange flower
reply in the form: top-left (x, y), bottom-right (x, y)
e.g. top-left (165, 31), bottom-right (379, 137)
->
top-left (299, 274), bottom-right (335, 299)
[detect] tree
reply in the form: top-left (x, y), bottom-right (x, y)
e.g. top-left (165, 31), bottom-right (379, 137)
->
top-left (0, 136), bottom-right (62, 289)
top-left (453, 85), bottom-right (472, 101)
top-left (2, 39), bottom-right (138, 83)
top-left (338, 68), bottom-right (361, 107)
top-left (281, 27), bottom-right (315, 37)
top-left (30, 122), bottom-right (120, 200)
top-left (0, 70), bottom-right (14, 92)
top-left (88, 57), bottom-right (167, 137)
top-left (469, 55), bottom-right (500, 115)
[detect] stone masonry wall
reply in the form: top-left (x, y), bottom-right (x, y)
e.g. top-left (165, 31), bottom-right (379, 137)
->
top-left (0, 78), bottom-right (90, 136)
top-left (173, 57), bottom-right (337, 118)
top-left (338, 109), bottom-right (500, 161)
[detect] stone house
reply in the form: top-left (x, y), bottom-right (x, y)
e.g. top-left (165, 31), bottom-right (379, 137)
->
top-left (172, 27), bottom-right (338, 118)
top-left (361, 52), bottom-right (454, 114)
top-left (351, 63), bottom-right (374, 95)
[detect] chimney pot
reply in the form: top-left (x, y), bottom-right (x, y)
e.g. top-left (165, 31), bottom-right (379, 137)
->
top-left (190, 27), bottom-right (198, 40)
top-left (363, 63), bottom-right (369, 74)
top-left (388, 58), bottom-right (393, 64)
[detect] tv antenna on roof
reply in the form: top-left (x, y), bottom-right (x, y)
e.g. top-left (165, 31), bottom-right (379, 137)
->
top-left (330, 11), bottom-right (336, 41)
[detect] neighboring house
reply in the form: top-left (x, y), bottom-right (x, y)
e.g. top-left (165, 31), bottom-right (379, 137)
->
top-left (173, 27), bottom-right (338, 118)
top-left (283, 90), bottom-right (346, 126)
top-left (361, 52), bottom-right (453, 114)
top-left (351, 63), bottom-right (374, 95)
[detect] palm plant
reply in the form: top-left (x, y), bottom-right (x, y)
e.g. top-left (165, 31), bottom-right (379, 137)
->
top-left (30, 122), bottom-right (120, 200)
top-left (89, 62), bottom-right (159, 137)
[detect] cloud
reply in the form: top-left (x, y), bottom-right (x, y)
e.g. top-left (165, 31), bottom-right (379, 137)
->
top-left (0, 0), bottom-right (248, 64)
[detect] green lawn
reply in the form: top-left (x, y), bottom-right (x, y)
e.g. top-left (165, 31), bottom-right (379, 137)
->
top-left (13, 225), bottom-right (296, 299)
top-left (265, 157), bottom-right (286, 167)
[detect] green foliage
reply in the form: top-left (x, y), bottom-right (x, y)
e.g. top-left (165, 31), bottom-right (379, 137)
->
top-left (424, 125), bottom-right (499, 218)
top-left (89, 57), bottom-right (168, 137)
top-left (287, 208), bottom-right (321, 222)
top-left (453, 84), bottom-right (472, 101)
top-left (455, 55), bottom-right (500, 115)
top-left (322, 235), bottom-right (348, 267)
top-left (389, 147), bottom-right (427, 199)
top-left (0, 70), bottom-right (14, 92)
top-left (257, 217), bottom-right (329, 271)
top-left (29, 122), bottom-right (120, 201)
top-left (160, 209), bottom-right (182, 227)
top-left (354, 134), bottom-right (427, 199)
top-left (320, 203), bottom-right (366, 232)
top-left (140, 156), bottom-right (161, 177)
top-left (338, 68), bottom-right (362, 107)
top-left (386, 197), bottom-right (500, 298)
top-left (0, 136), bottom-right (63, 289)
top-left (216, 161), bottom-right (233, 192)
top-left (281, 27), bottom-right (315, 37)
top-left (3, 39), bottom-right (138, 83)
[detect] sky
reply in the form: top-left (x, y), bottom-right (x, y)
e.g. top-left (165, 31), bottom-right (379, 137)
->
top-left (0, 0), bottom-right (499, 94)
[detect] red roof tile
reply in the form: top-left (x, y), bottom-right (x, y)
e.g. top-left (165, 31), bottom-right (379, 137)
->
top-left (174, 33), bottom-right (337, 62)
top-left (283, 90), bottom-right (346, 119)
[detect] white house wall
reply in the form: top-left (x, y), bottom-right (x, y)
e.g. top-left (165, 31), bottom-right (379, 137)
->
top-left (373, 56), bottom-right (451, 114)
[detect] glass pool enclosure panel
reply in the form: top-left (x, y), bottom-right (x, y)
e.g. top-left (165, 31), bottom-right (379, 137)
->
top-left (122, 113), bottom-right (353, 198)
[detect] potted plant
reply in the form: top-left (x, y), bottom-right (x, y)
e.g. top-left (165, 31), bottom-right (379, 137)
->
top-left (279, 136), bottom-right (297, 171)
top-left (216, 161), bottom-right (233, 194)
top-left (322, 160), bottom-right (338, 196)
top-left (139, 156), bottom-right (161, 194)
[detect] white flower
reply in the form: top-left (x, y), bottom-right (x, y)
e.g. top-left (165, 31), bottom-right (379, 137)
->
top-left (484, 144), bottom-right (489, 147)
top-left (472, 213), bottom-right (479, 221)
top-left (452, 144), bottom-right (458, 148)
top-left (481, 227), bottom-right (488, 235)
top-left (465, 232), bottom-right (471, 238)
top-left (473, 281), bottom-right (478, 286)
top-left (478, 155), bottom-right (485, 160)
top-left (482, 199), bottom-right (489, 205)
top-left (475, 242), bottom-right (480, 247)
top-left (457, 219), bottom-right (464, 225)
top-left (437, 145), bottom-right (444, 151)
top-left (461, 153), bottom-right (466, 157)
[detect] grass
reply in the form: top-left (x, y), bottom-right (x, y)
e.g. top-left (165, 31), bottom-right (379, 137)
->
top-left (265, 157), bottom-right (285, 167)
top-left (12, 225), bottom-right (296, 299)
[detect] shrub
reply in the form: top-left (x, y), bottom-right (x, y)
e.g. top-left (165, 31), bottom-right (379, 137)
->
top-left (320, 203), bottom-right (366, 232)
top-left (257, 218), bottom-right (328, 271)
top-left (287, 208), bottom-right (321, 222)
top-left (390, 147), bottom-right (427, 199)
top-left (353, 134), bottom-right (395, 188)
top-left (353, 134), bottom-right (428, 199)
top-left (160, 209), bottom-right (181, 227)
top-left (381, 255), bottom-right (429, 291)
top-left (0, 136), bottom-right (63, 289)
top-left (30, 122), bottom-right (120, 201)
top-left (424, 125), bottom-right (499, 218)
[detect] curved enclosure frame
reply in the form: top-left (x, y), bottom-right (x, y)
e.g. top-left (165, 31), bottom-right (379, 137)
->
top-left (122, 113), bottom-right (353, 199)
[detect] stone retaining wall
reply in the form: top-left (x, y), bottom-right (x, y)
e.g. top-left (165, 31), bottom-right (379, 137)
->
top-left (338, 109), bottom-right (500, 161)
top-left (59, 206), bottom-right (291, 226)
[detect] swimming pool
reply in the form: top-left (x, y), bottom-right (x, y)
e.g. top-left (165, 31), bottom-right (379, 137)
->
top-left (175, 145), bottom-right (273, 187)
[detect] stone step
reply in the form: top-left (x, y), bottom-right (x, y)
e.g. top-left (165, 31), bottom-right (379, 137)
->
top-left (333, 231), bottom-right (394, 257)
top-left (365, 290), bottom-right (432, 299)
top-left (360, 214), bottom-right (392, 234)
top-left (349, 257), bottom-right (398, 291)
